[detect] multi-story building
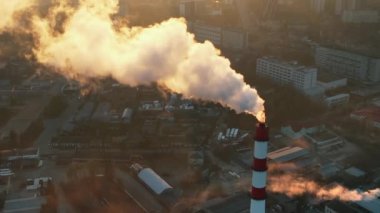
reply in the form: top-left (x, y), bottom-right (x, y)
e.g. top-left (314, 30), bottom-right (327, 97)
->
top-left (324, 93), bottom-right (350, 108)
top-left (342, 10), bottom-right (379, 23)
top-left (310, 0), bottom-right (326, 13)
top-left (187, 22), bottom-right (247, 50)
top-left (315, 46), bottom-right (380, 82)
top-left (335, 0), bottom-right (364, 15)
top-left (188, 22), bottom-right (222, 46)
top-left (256, 57), bottom-right (318, 92)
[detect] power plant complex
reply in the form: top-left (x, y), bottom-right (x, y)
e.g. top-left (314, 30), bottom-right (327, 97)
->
top-left (251, 122), bottom-right (269, 213)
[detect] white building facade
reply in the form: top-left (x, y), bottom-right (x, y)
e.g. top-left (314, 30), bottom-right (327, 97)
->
top-left (256, 57), bottom-right (318, 92)
top-left (315, 46), bottom-right (380, 82)
top-left (188, 22), bottom-right (247, 50)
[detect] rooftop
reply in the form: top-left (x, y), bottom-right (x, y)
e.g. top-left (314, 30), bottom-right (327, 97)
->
top-left (259, 57), bottom-right (316, 73)
top-left (345, 167), bottom-right (366, 178)
top-left (355, 193), bottom-right (380, 213)
top-left (351, 106), bottom-right (380, 122)
top-left (325, 200), bottom-right (358, 213)
top-left (268, 147), bottom-right (309, 163)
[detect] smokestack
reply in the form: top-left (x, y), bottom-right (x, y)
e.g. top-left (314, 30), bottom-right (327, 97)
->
top-left (251, 122), bottom-right (269, 213)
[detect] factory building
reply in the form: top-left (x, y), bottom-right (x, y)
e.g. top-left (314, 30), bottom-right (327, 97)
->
top-left (130, 164), bottom-right (180, 208)
top-left (304, 127), bottom-right (345, 153)
top-left (137, 168), bottom-right (173, 195)
top-left (0, 148), bottom-right (41, 169)
top-left (268, 147), bottom-right (309, 163)
top-left (315, 46), bottom-right (380, 82)
top-left (256, 57), bottom-right (322, 96)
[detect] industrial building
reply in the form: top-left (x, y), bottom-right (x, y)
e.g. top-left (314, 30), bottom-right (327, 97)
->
top-left (137, 167), bottom-right (173, 195)
top-left (130, 164), bottom-right (180, 208)
top-left (268, 147), bottom-right (309, 163)
top-left (0, 148), bottom-right (41, 169)
top-left (304, 127), bottom-right (345, 153)
top-left (315, 46), bottom-right (380, 82)
top-left (281, 124), bottom-right (345, 153)
top-left (256, 57), bottom-right (322, 96)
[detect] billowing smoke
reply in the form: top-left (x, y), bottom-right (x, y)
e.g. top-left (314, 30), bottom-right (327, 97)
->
top-left (0, 0), bottom-right (265, 120)
top-left (268, 173), bottom-right (380, 202)
top-left (0, 0), bottom-right (34, 32)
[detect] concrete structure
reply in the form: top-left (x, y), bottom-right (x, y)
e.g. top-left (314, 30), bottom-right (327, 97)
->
top-left (335, 0), bottom-right (364, 15)
top-left (268, 147), bottom-right (309, 163)
top-left (350, 106), bottom-right (380, 129)
top-left (345, 167), bottom-right (366, 178)
top-left (121, 107), bottom-right (133, 123)
top-left (324, 200), bottom-right (359, 213)
top-left (179, 0), bottom-right (196, 18)
top-left (304, 127), bottom-right (344, 153)
top-left (315, 46), bottom-right (380, 82)
top-left (0, 148), bottom-right (41, 169)
top-left (342, 10), bottom-right (379, 23)
top-left (221, 28), bottom-right (247, 51)
top-left (251, 123), bottom-right (269, 213)
top-left (355, 193), bottom-right (380, 212)
top-left (310, 0), bottom-right (326, 13)
top-left (317, 78), bottom-right (347, 91)
top-left (256, 57), bottom-right (320, 95)
top-left (189, 22), bottom-right (222, 46)
top-left (324, 93), bottom-right (350, 108)
top-left (188, 22), bottom-right (247, 50)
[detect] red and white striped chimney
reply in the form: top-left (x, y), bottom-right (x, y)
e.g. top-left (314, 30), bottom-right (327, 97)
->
top-left (250, 122), bottom-right (269, 213)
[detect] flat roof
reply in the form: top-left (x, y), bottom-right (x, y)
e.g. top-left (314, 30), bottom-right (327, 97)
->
top-left (355, 196), bottom-right (380, 213)
top-left (345, 167), bottom-right (366, 178)
top-left (306, 130), bottom-right (338, 141)
top-left (258, 57), bottom-right (316, 73)
top-left (268, 147), bottom-right (308, 163)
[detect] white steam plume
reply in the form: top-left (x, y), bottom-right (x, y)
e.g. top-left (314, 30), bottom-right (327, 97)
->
top-left (0, 0), bottom-right (35, 32)
top-left (269, 174), bottom-right (380, 202)
top-left (0, 0), bottom-right (265, 120)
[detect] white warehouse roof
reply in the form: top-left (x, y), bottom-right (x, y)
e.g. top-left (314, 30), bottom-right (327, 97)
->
top-left (268, 147), bottom-right (309, 163)
top-left (138, 168), bottom-right (172, 195)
